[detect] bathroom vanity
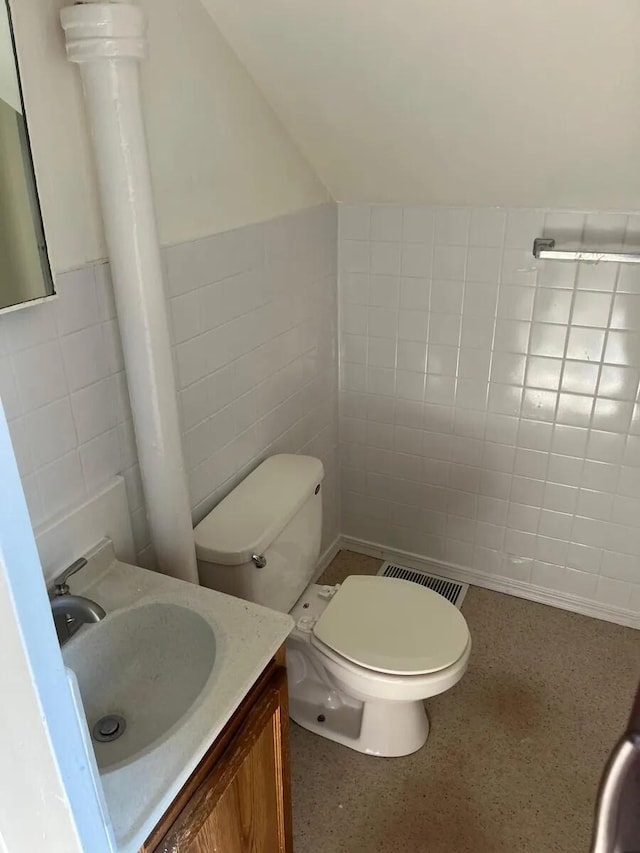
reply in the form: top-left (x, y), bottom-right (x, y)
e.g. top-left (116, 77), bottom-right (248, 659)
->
top-left (61, 539), bottom-right (294, 853)
top-left (141, 648), bottom-right (291, 853)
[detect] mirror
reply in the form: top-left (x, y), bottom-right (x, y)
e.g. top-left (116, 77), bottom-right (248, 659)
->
top-left (0, 1), bottom-right (54, 313)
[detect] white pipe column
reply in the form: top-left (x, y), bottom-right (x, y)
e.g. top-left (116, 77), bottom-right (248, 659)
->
top-left (60, 3), bottom-right (198, 584)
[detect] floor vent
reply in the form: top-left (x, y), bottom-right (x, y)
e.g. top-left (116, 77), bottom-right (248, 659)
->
top-left (377, 562), bottom-right (468, 609)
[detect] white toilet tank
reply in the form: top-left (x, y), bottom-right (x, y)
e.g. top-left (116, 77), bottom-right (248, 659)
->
top-left (194, 454), bottom-right (324, 613)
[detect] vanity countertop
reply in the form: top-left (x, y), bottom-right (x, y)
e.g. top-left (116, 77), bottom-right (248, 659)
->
top-left (67, 540), bottom-right (294, 852)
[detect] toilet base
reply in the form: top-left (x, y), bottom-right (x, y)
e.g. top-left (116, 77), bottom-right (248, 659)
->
top-left (285, 582), bottom-right (468, 757)
top-left (289, 690), bottom-right (430, 757)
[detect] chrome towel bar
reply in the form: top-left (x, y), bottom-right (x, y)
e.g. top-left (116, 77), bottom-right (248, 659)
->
top-left (533, 237), bottom-right (640, 265)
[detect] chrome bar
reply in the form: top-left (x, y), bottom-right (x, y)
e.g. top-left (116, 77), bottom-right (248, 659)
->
top-left (533, 237), bottom-right (640, 264)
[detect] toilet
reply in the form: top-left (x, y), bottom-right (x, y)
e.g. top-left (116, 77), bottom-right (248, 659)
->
top-left (194, 454), bottom-right (471, 757)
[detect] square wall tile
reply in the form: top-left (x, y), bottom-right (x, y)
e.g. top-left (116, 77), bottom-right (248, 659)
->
top-left (371, 206), bottom-right (403, 241)
top-left (459, 348), bottom-right (491, 381)
top-left (435, 208), bottom-right (471, 245)
top-left (521, 388), bottom-right (557, 422)
top-left (369, 307), bottom-right (398, 338)
top-left (530, 323), bottom-right (567, 358)
top-left (370, 242), bottom-right (401, 275)
top-left (526, 357), bottom-right (562, 391)
top-left (572, 291), bottom-right (612, 328)
top-left (400, 277), bottom-right (430, 310)
top-left (576, 263), bottom-right (618, 293)
top-left (470, 209), bottom-right (507, 247)
top-left (433, 246), bottom-right (467, 281)
top-left (611, 294), bottom-right (640, 330)
top-left (401, 244), bottom-right (432, 278)
top-left (461, 314), bottom-right (495, 349)
top-left (402, 207), bottom-right (435, 243)
top-left (464, 283), bottom-right (498, 316)
top-left (494, 320), bottom-right (530, 354)
top-left (501, 249), bottom-right (538, 287)
top-left (61, 327), bottom-right (109, 392)
top-left (505, 210), bottom-right (546, 249)
top-left (556, 394), bottom-right (593, 427)
top-left (341, 240), bottom-right (370, 273)
top-left (397, 341), bottom-right (427, 373)
top-left (565, 327), bottom-right (605, 362)
top-left (338, 203), bottom-right (640, 610)
top-left (1, 301), bottom-right (58, 353)
top-left (466, 247), bottom-right (502, 283)
top-left (431, 281), bottom-right (464, 314)
top-left (12, 341), bottom-right (68, 411)
top-left (498, 286), bottom-right (535, 322)
top-left (339, 205), bottom-right (371, 240)
top-left (369, 275), bottom-right (400, 308)
top-left (562, 361), bottom-right (599, 396)
top-left (533, 288), bottom-right (573, 325)
top-left (398, 310), bottom-right (427, 341)
top-left (55, 267), bottom-right (100, 336)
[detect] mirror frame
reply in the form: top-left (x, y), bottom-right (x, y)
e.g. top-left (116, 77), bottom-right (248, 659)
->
top-left (0, 0), bottom-right (55, 315)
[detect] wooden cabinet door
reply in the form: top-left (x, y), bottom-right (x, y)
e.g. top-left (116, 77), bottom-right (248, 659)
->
top-left (156, 668), bottom-right (292, 853)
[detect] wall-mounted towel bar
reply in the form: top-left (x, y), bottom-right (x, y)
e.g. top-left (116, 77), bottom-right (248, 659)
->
top-left (533, 238), bottom-right (640, 265)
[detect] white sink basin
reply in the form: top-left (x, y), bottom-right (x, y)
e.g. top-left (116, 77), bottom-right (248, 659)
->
top-left (63, 601), bottom-right (216, 771)
top-left (62, 540), bottom-right (293, 852)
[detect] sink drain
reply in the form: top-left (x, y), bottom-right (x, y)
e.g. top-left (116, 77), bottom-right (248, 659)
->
top-left (93, 714), bottom-right (126, 743)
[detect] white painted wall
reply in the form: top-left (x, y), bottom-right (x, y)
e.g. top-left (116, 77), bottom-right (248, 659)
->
top-left (8, 0), bottom-right (328, 272)
top-left (200, 0), bottom-right (640, 210)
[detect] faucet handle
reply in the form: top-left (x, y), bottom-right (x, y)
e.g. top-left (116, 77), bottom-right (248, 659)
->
top-left (53, 558), bottom-right (88, 596)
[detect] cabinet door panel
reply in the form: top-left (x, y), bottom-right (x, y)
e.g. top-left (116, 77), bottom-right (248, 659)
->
top-left (186, 718), bottom-right (281, 853)
top-left (157, 668), bottom-right (292, 853)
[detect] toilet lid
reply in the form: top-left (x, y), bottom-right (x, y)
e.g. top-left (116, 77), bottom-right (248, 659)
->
top-left (312, 575), bottom-right (470, 675)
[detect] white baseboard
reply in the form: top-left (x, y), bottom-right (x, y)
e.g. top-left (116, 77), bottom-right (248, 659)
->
top-left (313, 534), bottom-right (342, 583)
top-left (340, 535), bottom-right (640, 630)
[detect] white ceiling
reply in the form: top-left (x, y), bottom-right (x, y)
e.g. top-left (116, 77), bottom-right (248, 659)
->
top-left (200, 0), bottom-right (640, 210)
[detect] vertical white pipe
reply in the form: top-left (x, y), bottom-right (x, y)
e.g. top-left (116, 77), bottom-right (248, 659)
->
top-left (60, 3), bottom-right (198, 584)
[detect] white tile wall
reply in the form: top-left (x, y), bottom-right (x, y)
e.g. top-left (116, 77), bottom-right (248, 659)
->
top-left (166, 203), bottom-right (340, 549)
top-left (339, 203), bottom-right (640, 614)
top-left (12, 198), bottom-right (640, 616)
top-left (1, 203), bottom-right (339, 572)
top-left (0, 265), bottom-right (145, 555)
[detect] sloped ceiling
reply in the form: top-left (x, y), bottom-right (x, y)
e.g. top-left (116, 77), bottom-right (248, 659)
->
top-left (200, 0), bottom-right (640, 209)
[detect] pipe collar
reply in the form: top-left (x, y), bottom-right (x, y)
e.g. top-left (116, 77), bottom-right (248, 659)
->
top-left (61, 3), bottom-right (146, 62)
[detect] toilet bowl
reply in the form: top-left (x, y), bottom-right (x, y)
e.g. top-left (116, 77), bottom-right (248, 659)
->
top-left (194, 454), bottom-right (471, 757)
top-left (287, 577), bottom-right (470, 756)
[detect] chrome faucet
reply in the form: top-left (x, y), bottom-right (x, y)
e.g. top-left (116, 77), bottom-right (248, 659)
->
top-left (53, 557), bottom-right (88, 595)
top-left (50, 558), bottom-right (106, 645)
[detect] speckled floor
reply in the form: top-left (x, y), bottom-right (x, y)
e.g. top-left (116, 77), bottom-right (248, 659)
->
top-left (290, 551), bottom-right (640, 853)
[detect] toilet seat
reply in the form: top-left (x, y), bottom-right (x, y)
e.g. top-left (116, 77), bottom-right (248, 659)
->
top-left (288, 579), bottom-right (472, 755)
top-left (311, 575), bottom-right (469, 676)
